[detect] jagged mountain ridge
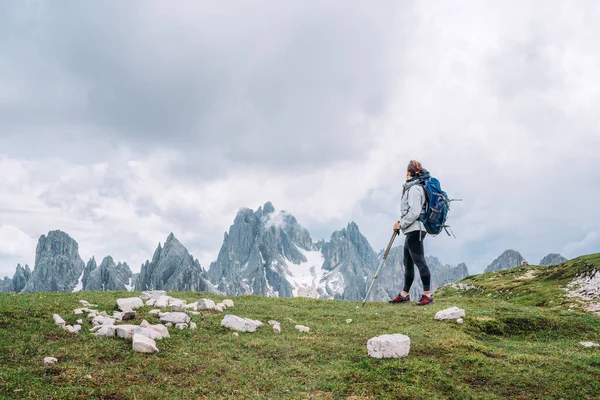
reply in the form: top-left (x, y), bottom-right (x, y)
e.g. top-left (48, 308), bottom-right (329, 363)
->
top-left (83, 256), bottom-right (133, 291)
top-left (134, 233), bottom-right (218, 293)
top-left (206, 202), bottom-right (469, 301)
top-left (0, 206), bottom-right (475, 297)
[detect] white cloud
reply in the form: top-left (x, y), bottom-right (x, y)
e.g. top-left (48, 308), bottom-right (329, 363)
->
top-left (1, 1), bottom-right (599, 277)
top-left (562, 232), bottom-right (600, 260)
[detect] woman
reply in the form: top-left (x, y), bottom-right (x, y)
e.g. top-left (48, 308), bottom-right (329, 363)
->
top-left (390, 160), bottom-right (433, 306)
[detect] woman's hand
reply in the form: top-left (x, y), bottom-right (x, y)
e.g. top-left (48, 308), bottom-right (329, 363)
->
top-left (393, 221), bottom-right (401, 232)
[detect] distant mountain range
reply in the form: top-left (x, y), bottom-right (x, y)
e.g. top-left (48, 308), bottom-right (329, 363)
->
top-left (0, 202), bottom-right (569, 299)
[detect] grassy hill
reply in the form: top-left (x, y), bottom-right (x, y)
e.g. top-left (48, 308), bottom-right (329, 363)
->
top-left (1, 255), bottom-right (600, 399)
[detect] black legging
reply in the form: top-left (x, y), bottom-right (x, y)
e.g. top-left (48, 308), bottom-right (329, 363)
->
top-left (403, 231), bottom-right (431, 292)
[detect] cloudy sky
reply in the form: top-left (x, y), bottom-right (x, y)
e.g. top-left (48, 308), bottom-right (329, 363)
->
top-left (1, 1), bottom-right (599, 278)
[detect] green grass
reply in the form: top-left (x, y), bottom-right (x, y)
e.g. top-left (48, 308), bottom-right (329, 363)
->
top-left (1, 256), bottom-right (600, 399)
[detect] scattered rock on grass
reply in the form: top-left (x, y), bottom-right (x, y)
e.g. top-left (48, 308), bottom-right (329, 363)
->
top-left (53, 314), bottom-right (65, 328)
top-left (197, 299), bottom-right (216, 310)
top-left (43, 357), bottom-right (58, 365)
top-left (115, 325), bottom-right (138, 340)
top-left (580, 342), bottom-right (600, 348)
top-left (160, 312), bottom-right (190, 325)
top-left (435, 307), bottom-right (466, 321)
top-left (367, 334), bottom-right (411, 359)
top-left (117, 298), bottom-right (144, 312)
top-left (221, 315), bottom-right (263, 332)
top-left (222, 299), bottom-right (234, 308)
top-left (273, 324), bottom-right (281, 334)
top-left (175, 323), bottom-right (189, 330)
top-left (139, 291), bottom-right (167, 301)
top-left (94, 325), bottom-right (117, 337)
top-left (346, 319), bottom-right (353, 324)
top-left (456, 318), bottom-right (464, 324)
top-left (132, 334), bottom-right (159, 354)
top-left (148, 309), bottom-right (161, 316)
top-left (295, 325), bottom-right (310, 333)
top-left (190, 322), bottom-right (197, 330)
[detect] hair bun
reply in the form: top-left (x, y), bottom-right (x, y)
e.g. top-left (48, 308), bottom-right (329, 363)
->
top-left (407, 160), bottom-right (423, 176)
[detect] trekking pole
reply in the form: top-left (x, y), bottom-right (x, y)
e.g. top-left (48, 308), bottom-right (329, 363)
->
top-left (362, 228), bottom-right (399, 308)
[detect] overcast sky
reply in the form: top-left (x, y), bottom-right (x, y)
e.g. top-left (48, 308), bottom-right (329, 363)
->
top-left (1, 1), bottom-right (599, 278)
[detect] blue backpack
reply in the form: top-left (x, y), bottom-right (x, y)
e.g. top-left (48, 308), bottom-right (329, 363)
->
top-left (418, 176), bottom-right (455, 236)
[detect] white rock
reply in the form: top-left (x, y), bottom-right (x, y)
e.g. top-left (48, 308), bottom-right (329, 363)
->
top-left (295, 325), bottom-right (310, 333)
top-left (216, 302), bottom-right (227, 310)
top-left (139, 290), bottom-right (167, 301)
top-left (171, 302), bottom-right (187, 312)
top-left (580, 342), bottom-right (600, 347)
top-left (140, 319), bottom-right (151, 328)
top-left (94, 325), bottom-right (117, 337)
top-left (53, 314), bottom-right (66, 328)
top-left (214, 306), bottom-right (224, 313)
top-left (175, 323), bottom-right (189, 330)
top-left (367, 334), bottom-right (411, 359)
top-left (155, 296), bottom-right (172, 309)
top-left (456, 318), bottom-right (464, 324)
top-left (132, 334), bottom-right (159, 354)
top-left (146, 299), bottom-right (157, 307)
top-left (222, 299), bottom-right (234, 308)
top-left (64, 325), bottom-right (77, 333)
top-left (117, 297), bottom-right (144, 312)
top-left (113, 312), bottom-right (124, 322)
top-left (88, 304), bottom-right (98, 308)
top-left (160, 312), bottom-right (190, 325)
top-left (73, 324), bottom-right (82, 332)
top-left (190, 322), bottom-right (197, 330)
top-left (100, 311), bottom-right (108, 317)
top-left (76, 319), bottom-right (83, 325)
top-left (115, 325), bottom-right (138, 340)
top-left (134, 325), bottom-right (169, 340)
top-left (268, 320), bottom-right (280, 326)
top-left (188, 311), bottom-right (201, 316)
top-left (434, 307), bottom-right (466, 321)
top-left (346, 319), bottom-right (353, 324)
top-left (197, 299), bottom-right (216, 310)
top-left (148, 309), bottom-right (162, 316)
top-left (43, 357), bottom-right (58, 365)
top-left (221, 315), bottom-right (263, 332)
top-left (273, 324), bottom-right (281, 334)
top-left (165, 322), bottom-right (173, 328)
top-left (168, 297), bottom-right (186, 306)
top-left (185, 302), bottom-right (198, 311)
top-left (233, 332), bottom-right (239, 337)
top-left (79, 300), bottom-right (90, 306)
top-left (91, 316), bottom-right (115, 327)
top-left (73, 308), bottom-right (87, 315)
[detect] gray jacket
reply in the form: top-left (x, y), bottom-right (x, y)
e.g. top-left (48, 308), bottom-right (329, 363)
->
top-left (400, 179), bottom-right (426, 234)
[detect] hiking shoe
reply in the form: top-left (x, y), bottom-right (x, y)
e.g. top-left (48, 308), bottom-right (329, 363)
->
top-left (389, 293), bottom-right (411, 304)
top-left (414, 294), bottom-right (434, 306)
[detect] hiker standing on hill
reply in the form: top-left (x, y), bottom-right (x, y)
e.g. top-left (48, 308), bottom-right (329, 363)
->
top-left (390, 160), bottom-right (433, 306)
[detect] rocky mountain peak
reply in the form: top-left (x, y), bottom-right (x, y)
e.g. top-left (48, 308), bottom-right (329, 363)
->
top-left (135, 233), bottom-right (217, 293)
top-left (539, 253), bottom-right (568, 266)
top-left (21, 230), bottom-right (85, 293)
top-left (484, 250), bottom-right (524, 273)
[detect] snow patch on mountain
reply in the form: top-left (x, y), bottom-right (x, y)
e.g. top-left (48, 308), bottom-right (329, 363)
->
top-left (72, 270), bottom-right (84, 293)
top-left (284, 247), bottom-right (325, 298)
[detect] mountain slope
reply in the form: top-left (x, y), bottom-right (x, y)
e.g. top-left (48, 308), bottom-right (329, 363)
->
top-left (2, 257), bottom-right (600, 398)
